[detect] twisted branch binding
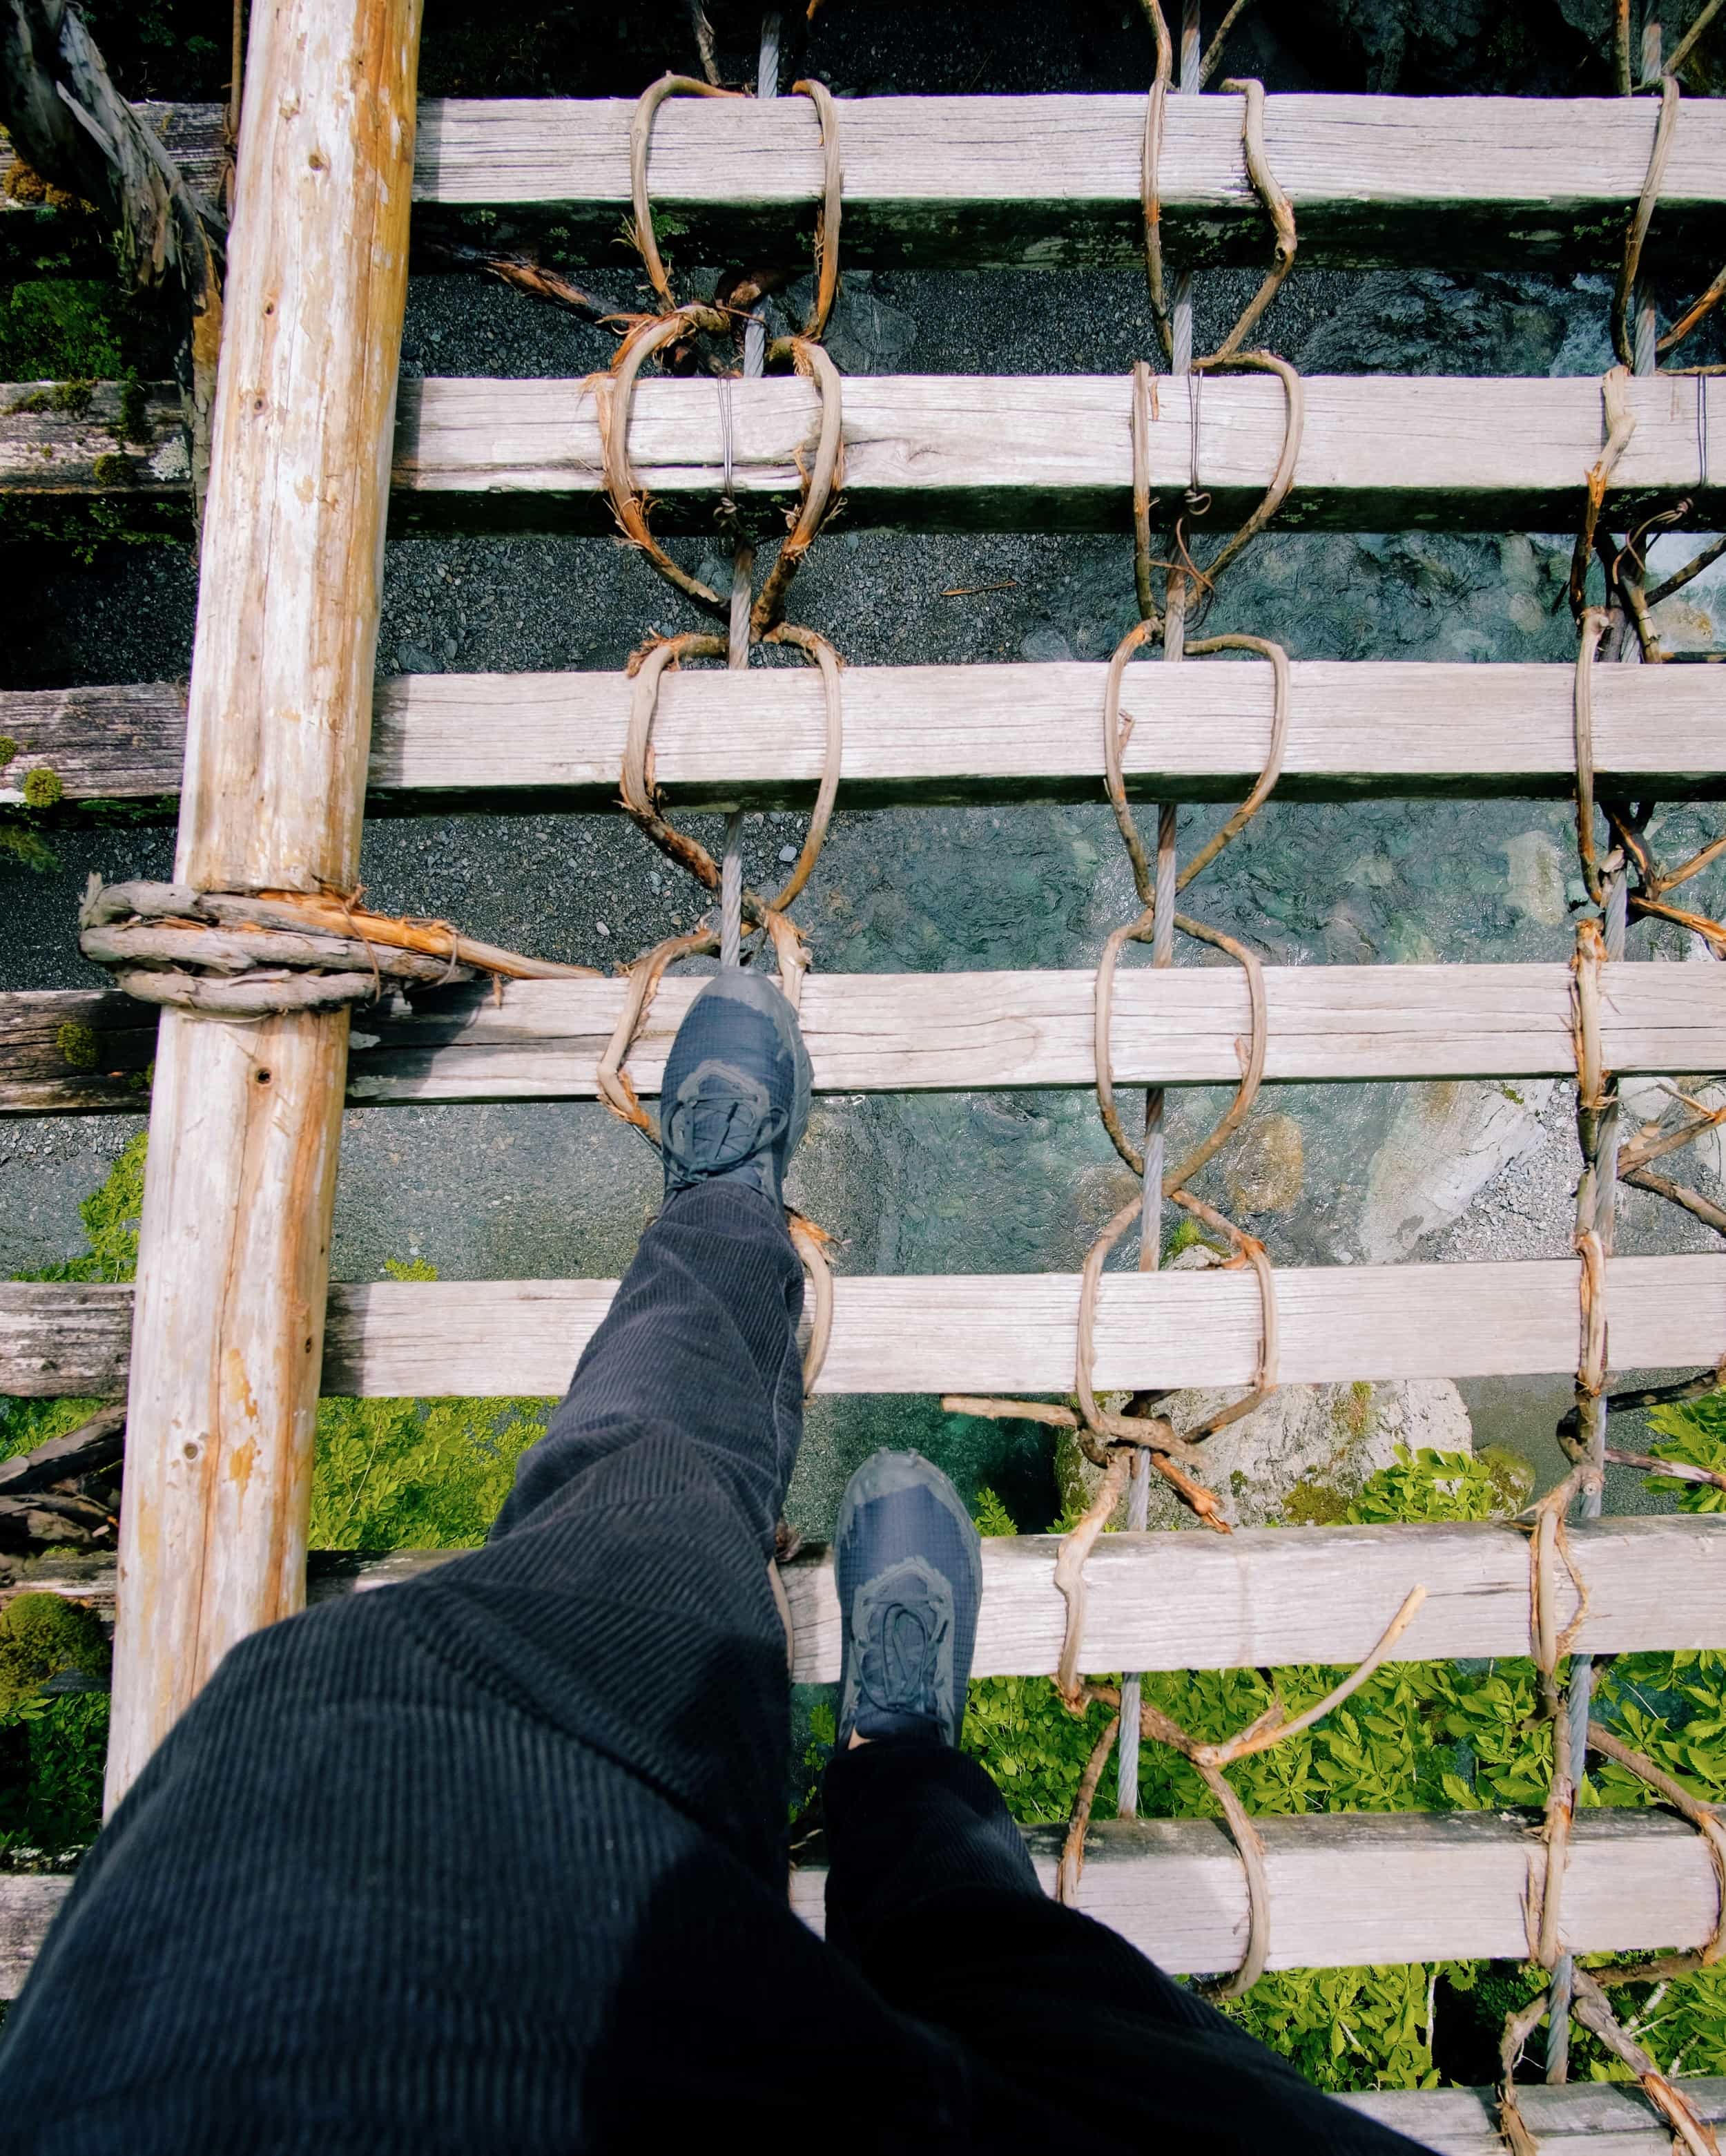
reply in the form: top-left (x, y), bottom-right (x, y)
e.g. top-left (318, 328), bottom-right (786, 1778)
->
top-left (1498, 75), bottom-right (1726, 2118)
top-left (593, 63), bottom-right (851, 1396)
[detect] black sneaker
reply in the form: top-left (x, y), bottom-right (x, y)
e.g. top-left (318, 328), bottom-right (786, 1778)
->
top-left (659, 969), bottom-right (811, 1208)
top-left (833, 1451), bottom-right (983, 1748)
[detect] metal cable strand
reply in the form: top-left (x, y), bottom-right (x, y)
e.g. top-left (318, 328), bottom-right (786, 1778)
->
top-left (1117, 0), bottom-right (1199, 1823)
top-left (719, 12), bottom-right (782, 970)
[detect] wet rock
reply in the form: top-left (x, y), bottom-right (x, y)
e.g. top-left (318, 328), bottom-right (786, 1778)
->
top-left (817, 271), bottom-right (917, 376)
top-left (1223, 1113), bottom-right (1306, 1213)
top-left (1501, 831), bottom-right (1568, 927)
top-left (1358, 1079), bottom-right (1557, 1260)
top-left (1055, 1375), bottom-right (1475, 1531)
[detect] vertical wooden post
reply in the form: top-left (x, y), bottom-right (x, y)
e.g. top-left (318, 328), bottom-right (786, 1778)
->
top-left (105, 0), bottom-right (423, 1809)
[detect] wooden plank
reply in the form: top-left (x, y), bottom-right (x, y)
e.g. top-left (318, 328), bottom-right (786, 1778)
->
top-left (6, 1254), bottom-right (1725, 1402)
top-left (0, 990), bottom-right (157, 1114)
top-left (9, 374), bottom-right (1723, 533)
top-left (9, 95), bottom-right (1726, 271)
top-left (12, 1514), bottom-right (1723, 1682)
top-left (1346, 2079), bottom-right (1726, 2156)
top-left (12, 959), bottom-right (1726, 1116)
top-left (11, 660), bottom-right (1726, 816)
top-left (0, 1876), bottom-right (72, 1999)
top-left (103, 0), bottom-right (424, 1810)
top-left (784, 1810), bottom-right (1723, 1974)
top-left (0, 381), bottom-right (189, 543)
top-left (1, 1816), bottom-right (1720, 2014)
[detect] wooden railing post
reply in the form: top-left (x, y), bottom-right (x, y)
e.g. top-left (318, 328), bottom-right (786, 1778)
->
top-left (104, 0), bottom-right (423, 1808)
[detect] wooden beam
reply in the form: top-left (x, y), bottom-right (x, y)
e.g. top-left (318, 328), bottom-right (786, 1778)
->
top-left (1344, 2079), bottom-right (1726, 2156)
top-left (6, 1254), bottom-right (1725, 1403)
top-left (12, 1513), bottom-right (1724, 1683)
top-left (786, 1810), bottom-right (1725, 1974)
top-left (103, 0), bottom-right (424, 1809)
top-left (11, 660), bottom-right (1726, 817)
top-left (9, 958), bottom-right (1726, 1117)
top-left (8, 94), bottom-right (1726, 271)
top-left (1, 1811), bottom-right (1712, 1999)
top-left (8, 373), bottom-right (1723, 533)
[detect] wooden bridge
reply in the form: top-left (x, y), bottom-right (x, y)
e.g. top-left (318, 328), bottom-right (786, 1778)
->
top-left (3, 3), bottom-right (1725, 2144)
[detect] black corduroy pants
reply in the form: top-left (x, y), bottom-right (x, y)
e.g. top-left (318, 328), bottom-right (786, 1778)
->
top-left (0, 1182), bottom-right (1424, 2153)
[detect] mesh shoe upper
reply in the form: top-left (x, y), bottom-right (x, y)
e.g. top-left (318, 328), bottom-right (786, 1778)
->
top-left (659, 970), bottom-right (811, 1206)
top-left (834, 1451), bottom-right (983, 1748)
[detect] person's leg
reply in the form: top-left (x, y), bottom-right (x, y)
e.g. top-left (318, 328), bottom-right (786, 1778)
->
top-left (0, 974), bottom-right (980, 2152)
top-left (820, 1451), bottom-right (1430, 2156)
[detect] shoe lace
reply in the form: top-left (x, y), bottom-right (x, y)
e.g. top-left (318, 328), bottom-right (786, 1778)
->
top-left (858, 1592), bottom-right (950, 1719)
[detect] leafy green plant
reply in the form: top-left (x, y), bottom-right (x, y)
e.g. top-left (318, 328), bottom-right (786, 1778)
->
top-left (1644, 1390), bottom-right (1726, 1514)
top-left (958, 1474), bottom-right (1726, 2092)
top-left (1339, 1443), bottom-right (1525, 1524)
top-left (1228, 1964), bottom-right (1439, 2094)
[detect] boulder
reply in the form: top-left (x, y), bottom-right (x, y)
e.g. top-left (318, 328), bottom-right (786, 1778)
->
top-left (1357, 1078), bottom-right (1555, 1260)
top-left (1056, 1372), bottom-right (1476, 1532)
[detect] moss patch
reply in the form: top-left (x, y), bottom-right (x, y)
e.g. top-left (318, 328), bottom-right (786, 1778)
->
top-left (20, 768), bottom-right (62, 809)
top-left (0, 283), bottom-right (122, 380)
top-left (0, 1595), bottom-right (109, 1713)
top-left (54, 1022), bottom-right (99, 1072)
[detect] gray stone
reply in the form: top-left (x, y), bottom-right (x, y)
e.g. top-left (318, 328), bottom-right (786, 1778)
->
top-left (1501, 831), bottom-right (1568, 927)
top-left (1056, 1370), bottom-right (1476, 1532)
top-left (1223, 1112), bottom-right (1306, 1213)
top-left (1359, 1079), bottom-right (1558, 1261)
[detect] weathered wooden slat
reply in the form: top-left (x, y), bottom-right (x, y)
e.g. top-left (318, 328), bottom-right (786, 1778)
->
top-left (8, 374), bottom-right (1722, 532)
top-left (788, 1810), bottom-right (1725, 1974)
top-left (1, 1811), bottom-right (1712, 2000)
top-left (8, 94), bottom-right (1726, 271)
top-left (10, 660), bottom-right (1726, 816)
top-left (9, 959), bottom-right (1726, 1115)
top-left (5, 1254), bottom-right (1724, 1401)
top-left (11, 1514), bottom-right (1723, 1683)
top-left (101, 0), bottom-right (425, 1810)
top-left (1344, 2079), bottom-right (1726, 2156)
top-left (0, 990), bottom-right (157, 1114)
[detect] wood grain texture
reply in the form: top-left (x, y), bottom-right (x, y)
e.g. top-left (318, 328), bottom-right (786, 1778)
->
top-left (336, 960), bottom-right (1726, 1101)
top-left (0, 379), bottom-right (186, 507)
top-left (389, 370), bottom-right (1726, 533)
top-left (8, 1254), bottom-right (1725, 1402)
top-left (10, 1514), bottom-right (1721, 1684)
top-left (411, 91), bottom-right (1726, 271)
top-left (9, 374), bottom-right (1722, 532)
top-left (106, 0), bottom-right (424, 1809)
top-left (4, 1822), bottom-right (1725, 2032)
top-left (17, 959), bottom-right (1726, 1116)
top-left (12, 93), bottom-right (1725, 271)
top-left (1344, 2079), bottom-right (1726, 2156)
top-left (784, 1811), bottom-right (1725, 1973)
top-left (11, 660), bottom-right (1726, 814)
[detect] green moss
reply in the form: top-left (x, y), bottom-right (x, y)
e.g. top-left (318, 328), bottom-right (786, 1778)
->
top-left (0, 824), bottom-right (57, 872)
top-left (115, 367), bottom-right (148, 445)
top-left (0, 282), bottom-right (122, 380)
top-left (0, 738), bottom-right (16, 769)
top-left (0, 1595), bottom-right (108, 1713)
top-left (1163, 1213), bottom-right (1223, 1263)
top-left (0, 493), bottom-right (189, 558)
top-left (88, 452), bottom-right (133, 489)
top-left (20, 767), bottom-right (62, 809)
top-left (1283, 1477), bottom-right (1351, 1526)
top-left (55, 1021), bottom-right (99, 1071)
top-left (7, 380), bottom-right (95, 418)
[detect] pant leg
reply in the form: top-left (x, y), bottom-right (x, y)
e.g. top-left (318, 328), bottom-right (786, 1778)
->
top-left (0, 1185), bottom-right (997, 2153)
top-left (822, 1741), bottom-right (1431, 2156)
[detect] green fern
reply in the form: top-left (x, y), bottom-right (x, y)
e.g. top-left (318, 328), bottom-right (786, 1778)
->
top-left (1644, 1391), bottom-right (1726, 1514)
